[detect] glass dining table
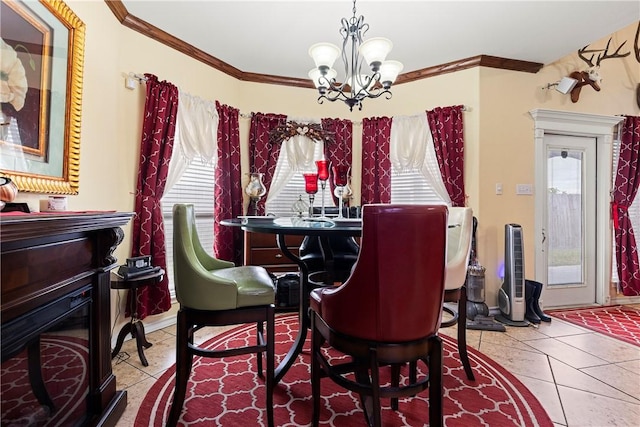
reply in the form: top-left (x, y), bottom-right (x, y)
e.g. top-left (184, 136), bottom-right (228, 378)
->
top-left (221, 216), bottom-right (362, 383)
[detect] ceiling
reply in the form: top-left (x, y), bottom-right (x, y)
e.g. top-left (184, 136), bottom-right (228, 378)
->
top-left (118, 1), bottom-right (640, 82)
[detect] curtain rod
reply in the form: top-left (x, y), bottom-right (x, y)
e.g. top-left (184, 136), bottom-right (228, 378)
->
top-left (130, 72), bottom-right (148, 82)
top-left (128, 73), bottom-right (470, 118)
top-left (240, 105), bottom-right (470, 124)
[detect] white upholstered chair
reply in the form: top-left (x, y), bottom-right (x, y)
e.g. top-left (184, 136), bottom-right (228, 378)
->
top-left (442, 206), bottom-right (474, 380)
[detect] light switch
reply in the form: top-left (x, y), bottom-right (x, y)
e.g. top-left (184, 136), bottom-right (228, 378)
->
top-left (495, 183), bottom-right (503, 195)
top-left (516, 184), bottom-right (533, 195)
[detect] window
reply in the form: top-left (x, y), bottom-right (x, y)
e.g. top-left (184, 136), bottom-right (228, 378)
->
top-left (390, 168), bottom-right (447, 205)
top-left (264, 139), bottom-right (335, 216)
top-left (161, 160), bottom-right (215, 298)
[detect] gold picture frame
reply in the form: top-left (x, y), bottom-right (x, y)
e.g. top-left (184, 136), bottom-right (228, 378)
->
top-left (0, 0), bottom-right (85, 194)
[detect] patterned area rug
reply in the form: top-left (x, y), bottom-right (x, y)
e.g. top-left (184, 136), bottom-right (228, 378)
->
top-left (136, 315), bottom-right (552, 426)
top-left (549, 305), bottom-right (640, 347)
top-left (1, 336), bottom-right (89, 426)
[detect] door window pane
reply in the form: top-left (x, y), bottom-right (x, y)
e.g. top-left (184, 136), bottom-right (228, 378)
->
top-left (547, 149), bottom-right (584, 285)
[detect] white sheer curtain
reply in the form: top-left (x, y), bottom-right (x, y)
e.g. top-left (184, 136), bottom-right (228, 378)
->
top-left (266, 134), bottom-right (324, 204)
top-left (165, 91), bottom-right (219, 193)
top-left (390, 114), bottom-right (452, 205)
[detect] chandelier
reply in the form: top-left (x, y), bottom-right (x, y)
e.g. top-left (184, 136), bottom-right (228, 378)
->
top-left (308, 0), bottom-right (403, 111)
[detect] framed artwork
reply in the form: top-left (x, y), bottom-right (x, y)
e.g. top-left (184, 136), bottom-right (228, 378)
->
top-left (0, 0), bottom-right (85, 194)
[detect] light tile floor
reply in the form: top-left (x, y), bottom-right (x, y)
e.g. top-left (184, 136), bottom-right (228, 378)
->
top-left (113, 307), bottom-right (640, 427)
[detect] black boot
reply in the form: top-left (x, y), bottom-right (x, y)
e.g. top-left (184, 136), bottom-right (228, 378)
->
top-left (525, 280), bottom-right (541, 324)
top-left (530, 280), bottom-right (552, 322)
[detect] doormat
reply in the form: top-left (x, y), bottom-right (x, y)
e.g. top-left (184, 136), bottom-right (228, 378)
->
top-left (548, 305), bottom-right (640, 347)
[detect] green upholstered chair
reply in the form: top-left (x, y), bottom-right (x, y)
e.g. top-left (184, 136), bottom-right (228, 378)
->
top-left (167, 204), bottom-right (276, 427)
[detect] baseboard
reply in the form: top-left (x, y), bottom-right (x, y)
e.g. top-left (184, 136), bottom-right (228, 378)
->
top-left (610, 295), bottom-right (640, 305)
top-left (143, 316), bottom-right (178, 334)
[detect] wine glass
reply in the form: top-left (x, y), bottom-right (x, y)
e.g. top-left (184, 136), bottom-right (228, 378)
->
top-left (315, 159), bottom-right (330, 218)
top-left (303, 173), bottom-right (318, 217)
top-left (331, 165), bottom-right (350, 218)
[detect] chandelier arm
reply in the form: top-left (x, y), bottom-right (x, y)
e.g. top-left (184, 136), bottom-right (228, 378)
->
top-left (357, 18), bottom-right (368, 41)
top-left (365, 88), bottom-right (392, 100)
top-left (320, 87), bottom-right (353, 103)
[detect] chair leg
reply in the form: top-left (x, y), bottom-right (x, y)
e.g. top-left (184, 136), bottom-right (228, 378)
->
top-left (257, 320), bottom-right (264, 378)
top-left (368, 351), bottom-right (382, 427)
top-left (265, 307), bottom-right (275, 427)
top-left (354, 361), bottom-right (376, 427)
top-left (390, 363), bottom-right (401, 411)
top-left (409, 360), bottom-right (417, 383)
top-left (168, 310), bottom-right (193, 427)
top-left (429, 337), bottom-right (444, 427)
top-left (458, 286), bottom-right (475, 381)
top-left (311, 314), bottom-right (322, 427)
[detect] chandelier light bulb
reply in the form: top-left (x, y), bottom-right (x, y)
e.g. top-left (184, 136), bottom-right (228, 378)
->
top-left (308, 68), bottom-right (337, 89)
top-left (379, 60), bottom-right (404, 88)
top-left (347, 74), bottom-right (375, 94)
top-left (358, 37), bottom-right (392, 71)
top-left (309, 43), bottom-right (340, 72)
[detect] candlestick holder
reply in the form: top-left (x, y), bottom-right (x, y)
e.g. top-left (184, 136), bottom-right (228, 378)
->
top-left (320, 181), bottom-right (327, 218)
top-left (245, 172), bottom-right (266, 215)
top-left (331, 165), bottom-right (350, 219)
top-left (315, 159), bottom-right (330, 219)
top-left (303, 173), bottom-right (318, 218)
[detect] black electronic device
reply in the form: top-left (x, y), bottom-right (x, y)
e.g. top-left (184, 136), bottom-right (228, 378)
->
top-left (126, 255), bottom-right (152, 270)
top-left (276, 273), bottom-right (300, 308)
top-left (116, 255), bottom-right (157, 280)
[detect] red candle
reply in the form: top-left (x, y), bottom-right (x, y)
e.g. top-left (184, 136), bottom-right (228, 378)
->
top-left (303, 173), bottom-right (318, 194)
top-left (316, 159), bottom-right (330, 181)
top-left (332, 165), bottom-right (350, 186)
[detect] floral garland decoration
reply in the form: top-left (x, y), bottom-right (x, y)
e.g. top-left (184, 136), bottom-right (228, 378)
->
top-left (269, 121), bottom-right (334, 145)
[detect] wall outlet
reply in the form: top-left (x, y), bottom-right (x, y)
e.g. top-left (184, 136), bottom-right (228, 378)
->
top-left (516, 184), bottom-right (533, 195)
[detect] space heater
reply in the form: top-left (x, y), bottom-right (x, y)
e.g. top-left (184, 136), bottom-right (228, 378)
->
top-left (498, 223), bottom-right (526, 322)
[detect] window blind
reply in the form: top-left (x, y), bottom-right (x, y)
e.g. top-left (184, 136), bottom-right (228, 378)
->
top-left (390, 168), bottom-right (447, 204)
top-left (161, 160), bottom-right (216, 298)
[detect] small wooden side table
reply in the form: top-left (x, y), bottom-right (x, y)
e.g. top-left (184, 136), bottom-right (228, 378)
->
top-left (110, 268), bottom-right (164, 366)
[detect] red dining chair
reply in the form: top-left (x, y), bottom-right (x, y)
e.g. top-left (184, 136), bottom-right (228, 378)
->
top-left (310, 204), bottom-right (448, 427)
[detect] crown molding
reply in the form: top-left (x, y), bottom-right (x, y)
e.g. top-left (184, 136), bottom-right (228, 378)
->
top-left (105, 0), bottom-right (543, 89)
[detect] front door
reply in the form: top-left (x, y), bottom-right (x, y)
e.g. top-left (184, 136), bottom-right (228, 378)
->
top-left (537, 134), bottom-right (597, 307)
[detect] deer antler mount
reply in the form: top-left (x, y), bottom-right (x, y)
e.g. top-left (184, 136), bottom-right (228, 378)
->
top-left (570, 25), bottom-right (635, 103)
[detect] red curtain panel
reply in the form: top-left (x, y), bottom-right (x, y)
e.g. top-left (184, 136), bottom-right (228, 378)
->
top-left (248, 112), bottom-right (287, 215)
top-left (427, 105), bottom-right (466, 207)
top-left (214, 102), bottom-right (243, 265)
top-left (360, 116), bottom-right (392, 204)
top-left (613, 115), bottom-right (640, 296)
top-left (321, 118), bottom-right (353, 202)
top-left (129, 74), bottom-right (178, 319)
